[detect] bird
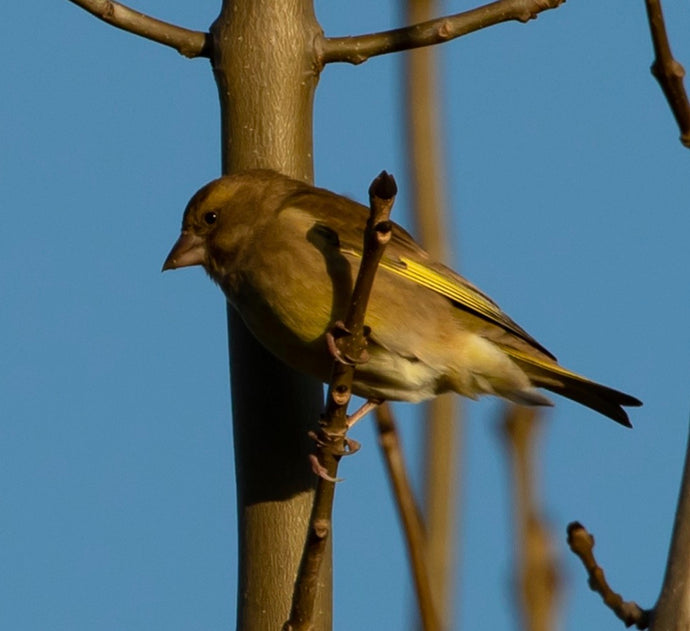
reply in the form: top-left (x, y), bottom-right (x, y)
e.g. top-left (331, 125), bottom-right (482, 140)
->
top-left (163, 169), bottom-right (641, 426)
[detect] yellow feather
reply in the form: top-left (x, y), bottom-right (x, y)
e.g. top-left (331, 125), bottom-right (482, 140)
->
top-left (391, 257), bottom-right (506, 326)
top-left (345, 249), bottom-right (547, 353)
top-left (499, 347), bottom-right (586, 381)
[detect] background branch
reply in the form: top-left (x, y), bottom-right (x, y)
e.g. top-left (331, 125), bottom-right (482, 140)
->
top-left (402, 0), bottom-right (459, 625)
top-left (67, 0), bottom-right (210, 57)
top-left (644, 0), bottom-right (690, 148)
top-left (375, 404), bottom-right (439, 631)
top-left (285, 173), bottom-right (397, 631)
top-left (502, 406), bottom-right (560, 631)
top-left (567, 522), bottom-right (650, 629)
top-left (321, 0), bottom-right (565, 65)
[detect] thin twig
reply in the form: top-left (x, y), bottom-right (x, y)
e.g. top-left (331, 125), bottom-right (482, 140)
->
top-left (320, 0), bottom-right (565, 65)
top-left (67, 0), bottom-right (211, 58)
top-left (284, 172), bottom-right (397, 631)
top-left (566, 522), bottom-right (650, 629)
top-left (644, 0), bottom-right (690, 148)
top-left (375, 403), bottom-right (440, 631)
top-left (502, 406), bottom-right (560, 631)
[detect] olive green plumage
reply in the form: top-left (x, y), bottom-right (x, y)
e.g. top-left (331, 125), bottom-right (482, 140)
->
top-left (164, 169), bottom-right (641, 426)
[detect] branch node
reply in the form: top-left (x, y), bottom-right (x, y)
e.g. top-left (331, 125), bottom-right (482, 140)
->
top-left (102, 0), bottom-right (115, 19)
top-left (437, 20), bottom-right (453, 40)
top-left (330, 385), bottom-right (351, 407)
top-left (312, 518), bottom-right (330, 540)
top-left (567, 521), bottom-right (651, 628)
top-left (644, 0), bottom-right (690, 148)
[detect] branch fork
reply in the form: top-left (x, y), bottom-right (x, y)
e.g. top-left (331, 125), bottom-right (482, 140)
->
top-left (69, 0), bottom-right (566, 68)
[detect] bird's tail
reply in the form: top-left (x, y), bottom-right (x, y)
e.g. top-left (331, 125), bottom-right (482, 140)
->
top-left (502, 347), bottom-right (642, 427)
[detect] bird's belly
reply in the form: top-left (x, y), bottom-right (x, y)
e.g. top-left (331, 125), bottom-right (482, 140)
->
top-left (228, 279), bottom-right (335, 379)
top-left (230, 285), bottom-right (444, 401)
top-left (351, 348), bottom-right (441, 402)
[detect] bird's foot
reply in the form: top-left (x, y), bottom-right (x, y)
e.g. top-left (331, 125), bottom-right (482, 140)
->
top-left (308, 429), bottom-right (361, 481)
top-left (326, 321), bottom-right (370, 365)
top-left (309, 429), bottom-right (361, 456)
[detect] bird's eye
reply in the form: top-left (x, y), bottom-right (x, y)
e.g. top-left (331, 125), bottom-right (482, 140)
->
top-left (203, 211), bottom-right (217, 225)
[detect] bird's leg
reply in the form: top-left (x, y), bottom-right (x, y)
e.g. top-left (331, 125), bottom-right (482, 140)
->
top-left (309, 324), bottom-right (376, 482)
top-left (346, 398), bottom-right (383, 428)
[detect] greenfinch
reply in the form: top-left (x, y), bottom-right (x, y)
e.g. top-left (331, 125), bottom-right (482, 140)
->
top-left (163, 170), bottom-right (641, 426)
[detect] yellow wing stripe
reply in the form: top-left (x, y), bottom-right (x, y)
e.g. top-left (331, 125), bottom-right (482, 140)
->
top-left (388, 257), bottom-right (506, 322)
top-left (343, 248), bottom-right (506, 324)
top-left (372, 254), bottom-right (514, 332)
top-left (502, 347), bottom-right (587, 382)
top-left (343, 248), bottom-right (552, 355)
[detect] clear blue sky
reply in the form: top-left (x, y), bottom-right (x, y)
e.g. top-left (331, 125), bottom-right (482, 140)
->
top-left (3, 1), bottom-right (690, 629)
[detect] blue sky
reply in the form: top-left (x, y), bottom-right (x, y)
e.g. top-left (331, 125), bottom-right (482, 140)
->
top-left (3, 1), bottom-right (690, 629)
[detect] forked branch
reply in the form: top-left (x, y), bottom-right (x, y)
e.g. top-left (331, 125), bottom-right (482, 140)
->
top-left (67, 0), bottom-right (210, 58)
top-left (320, 0), bottom-right (565, 65)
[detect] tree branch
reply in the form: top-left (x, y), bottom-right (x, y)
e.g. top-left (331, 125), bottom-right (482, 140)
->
top-left (67, 0), bottom-right (211, 58)
top-left (403, 0), bottom-right (460, 623)
top-left (320, 0), bottom-right (565, 65)
top-left (644, 0), bottom-right (690, 148)
top-left (375, 403), bottom-right (440, 631)
top-left (502, 406), bottom-right (560, 631)
top-left (284, 172), bottom-right (397, 631)
top-left (652, 419), bottom-right (690, 630)
top-left (567, 522), bottom-right (650, 629)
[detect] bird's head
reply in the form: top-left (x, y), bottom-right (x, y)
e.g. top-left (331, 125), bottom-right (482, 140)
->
top-left (163, 170), bottom-right (288, 279)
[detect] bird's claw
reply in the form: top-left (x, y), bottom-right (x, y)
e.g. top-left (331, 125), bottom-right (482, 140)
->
top-left (309, 454), bottom-right (342, 482)
top-left (308, 431), bottom-right (361, 482)
top-left (326, 322), bottom-right (370, 365)
top-left (308, 430), bottom-right (361, 457)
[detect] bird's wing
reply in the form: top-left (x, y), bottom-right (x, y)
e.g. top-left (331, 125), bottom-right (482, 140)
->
top-left (285, 187), bottom-right (556, 360)
top-left (344, 248), bottom-right (556, 360)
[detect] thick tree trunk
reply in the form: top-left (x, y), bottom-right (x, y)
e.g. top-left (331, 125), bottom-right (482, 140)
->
top-left (209, 3), bottom-right (332, 629)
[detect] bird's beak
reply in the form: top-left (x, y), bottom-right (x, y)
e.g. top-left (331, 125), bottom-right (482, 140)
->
top-left (162, 231), bottom-right (206, 271)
